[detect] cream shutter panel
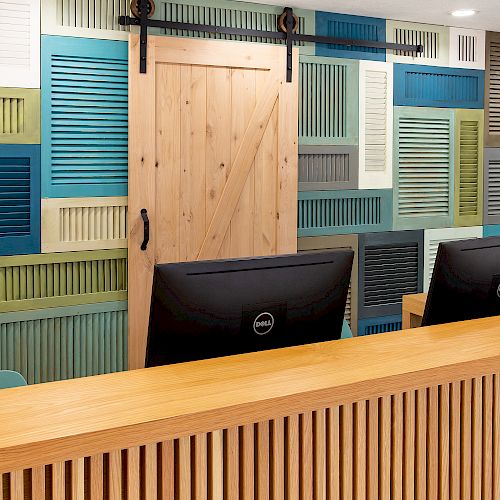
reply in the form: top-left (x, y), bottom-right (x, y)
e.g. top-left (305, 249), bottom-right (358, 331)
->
top-left (449, 28), bottom-right (485, 70)
top-left (358, 60), bottom-right (393, 189)
top-left (0, 0), bottom-right (40, 88)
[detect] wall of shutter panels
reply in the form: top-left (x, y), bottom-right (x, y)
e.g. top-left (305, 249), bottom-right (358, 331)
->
top-left (393, 107), bottom-right (454, 230)
top-left (298, 146), bottom-right (358, 190)
top-left (484, 148), bottom-right (500, 225)
top-left (358, 61), bottom-right (393, 189)
top-left (152, 0), bottom-right (314, 53)
top-left (449, 27), bottom-right (486, 70)
top-left (41, 35), bottom-right (128, 198)
top-left (298, 189), bottom-right (393, 237)
top-left (315, 12), bottom-right (386, 61)
top-left (0, 88), bottom-right (40, 144)
top-left (484, 225), bottom-right (500, 237)
top-left (298, 234), bottom-right (358, 335)
top-left (386, 20), bottom-right (449, 67)
top-left (358, 314), bottom-right (402, 336)
top-left (393, 64), bottom-right (485, 109)
top-left (358, 230), bottom-right (424, 319)
top-left (485, 31), bottom-right (500, 147)
top-left (0, 301), bottom-right (127, 384)
top-left (299, 56), bottom-right (359, 145)
top-left (42, 0), bottom-right (131, 40)
top-left (0, 0), bottom-right (40, 88)
top-left (41, 197), bottom-right (128, 252)
top-left (0, 249), bottom-right (127, 313)
top-left (0, 144), bottom-right (40, 256)
top-left (454, 109), bottom-right (484, 227)
top-left (423, 226), bottom-right (482, 292)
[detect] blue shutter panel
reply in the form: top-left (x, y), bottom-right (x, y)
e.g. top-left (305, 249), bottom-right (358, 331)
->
top-left (0, 144), bottom-right (40, 256)
top-left (358, 315), bottom-right (403, 336)
top-left (394, 64), bottom-right (485, 109)
top-left (315, 12), bottom-right (386, 61)
top-left (42, 35), bottom-right (128, 198)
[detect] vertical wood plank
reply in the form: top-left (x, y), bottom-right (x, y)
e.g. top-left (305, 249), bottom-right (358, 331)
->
top-left (439, 384), bottom-right (450, 500)
top-left (71, 458), bottom-right (85, 500)
top-left (300, 412), bottom-right (313, 500)
top-left (392, 394), bottom-right (403, 500)
top-left (404, 391), bottom-right (415, 500)
top-left (145, 443), bottom-right (157, 500)
top-left (450, 381), bottom-right (461, 500)
top-left (314, 410), bottom-right (326, 500)
top-left (161, 441), bottom-right (175, 500)
top-left (9, 470), bottom-right (23, 500)
top-left (31, 466), bottom-right (46, 500)
top-left (178, 437), bottom-right (191, 500)
top-left (415, 389), bottom-right (427, 500)
top-left (90, 454), bottom-right (104, 500)
top-left (52, 462), bottom-right (65, 500)
top-left (327, 407), bottom-right (340, 500)
top-left (195, 434), bottom-right (208, 500)
top-left (241, 425), bottom-right (255, 500)
top-left (379, 396), bottom-right (391, 500)
top-left (341, 404), bottom-right (353, 500)
top-left (482, 376), bottom-right (493, 500)
top-left (225, 427), bottom-right (239, 499)
top-left (127, 447), bottom-right (140, 500)
top-left (109, 450), bottom-right (122, 499)
top-left (272, 417), bottom-right (285, 500)
top-left (257, 421), bottom-right (270, 500)
top-left (493, 375), bottom-right (500, 500)
top-left (472, 377), bottom-right (483, 499)
top-left (210, 431), bottom-right (224, 500)
top-left (367, 398), bottom-right (378, 500)
top-left (287, 415), bottom-right (300, 500)
top-left (427, 386), bottom-right (439, 499)
top-left (354, 401), bottom-right (366, 500)
top-left (461, 380), bottom-right (472, 498)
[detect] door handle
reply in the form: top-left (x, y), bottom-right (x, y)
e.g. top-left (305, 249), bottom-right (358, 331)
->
top-left (140, 209), bottom-right (149, 251)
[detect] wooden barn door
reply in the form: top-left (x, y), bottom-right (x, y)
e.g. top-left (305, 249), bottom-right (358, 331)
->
top-left (128, 35), bottom-right (299, 369)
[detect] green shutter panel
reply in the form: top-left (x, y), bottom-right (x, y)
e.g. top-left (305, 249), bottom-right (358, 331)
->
top-left (299, 56), bottom-right (359, 146)
top-left (393, 107), bottom-right (454, 230)
top-left (485, 32), bottom-right (500, 147)
top-left (0, 88), bottom-right (40, 144)
top-left (454, 109), bottom-right (484, 227)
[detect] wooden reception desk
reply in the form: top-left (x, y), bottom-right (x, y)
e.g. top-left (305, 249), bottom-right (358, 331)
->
top-left (1, 316), bottom-right (500, 499)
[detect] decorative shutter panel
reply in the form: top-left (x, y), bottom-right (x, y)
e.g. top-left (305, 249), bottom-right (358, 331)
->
top-left (0, 249), bottom-right (127, 313)
top-left (0, 301), bottom-right (127, 384)
top-left (359, 230), bottom-right (424, 319)
top-left (393, 107), bottom-right (454, 230)
top-left (0, 0), bottom-right (40, 88)
top-left (485, 32), bottom-right (500, 147)
top-left (153, 0), bottom-right (314, 53)
top-left (449, 28), bottom-right (485, 70)
top-left (298, 189), bottom-right (392, 236)
top-left (484, 225), bottom-right (500, 237)
top-left (315, 12), bottom-right (386, 61)
top-left (423, 226), bottom-right (482, 292)
top-left (299, 56), bottom-right (359, 145)
top-left (393, 65), bottom-right (485, 109)
top-left (42, 197), bottom-right (128, 252)
top-left (298, 235), bottom-right (358, 335)
top-left (454, 109), bottom-right (484, 227)
top-left (0, 88), bottom-right (40, 144)
top-left (386, 20), bottom-right (449, 67)
top-left (358, 315), bottom-right (402, 336)
top-left (484, 148), bottom-right (500, 225)
top-left (42, 36), bottom-right (128, 198)
top-left (42, 0), bottom-right (131, 40)
top-left (0, 144), bottom-right (40, 256)
top-left (298, 146), bottom-right (358, 191)
top-left (358, 61), bottom-right (393, 189)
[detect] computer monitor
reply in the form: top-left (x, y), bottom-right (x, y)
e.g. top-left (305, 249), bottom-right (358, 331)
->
top-left (422, 236), bottom-right (500, 327)
top-left (145, 250), bottom-right (353, 367)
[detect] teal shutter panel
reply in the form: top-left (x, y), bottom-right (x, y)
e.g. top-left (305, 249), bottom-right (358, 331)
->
top-left (298, 189), bottom-right (392, 236)
top-left (358, 315), bottom-right (403, 336)
top-left (484, 225), bottom-right (500, 237)
top-left (42, 35), bottom-right (128, 198)
top-left (0, 145), bottom-right (40, 256)
top-left (0, 301), bottom-right (128, 384)
top-left (393, 107), bottom-right (454, 230)
top-left (299, 56), bottom-right (359, 145)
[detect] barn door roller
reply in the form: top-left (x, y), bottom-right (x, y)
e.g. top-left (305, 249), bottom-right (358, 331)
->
top-left (120, 0), bottom-right (424, 82)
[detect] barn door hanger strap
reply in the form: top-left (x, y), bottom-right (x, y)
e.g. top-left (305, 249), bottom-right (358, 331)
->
top-left (120, 1), bottom-right (424, 82)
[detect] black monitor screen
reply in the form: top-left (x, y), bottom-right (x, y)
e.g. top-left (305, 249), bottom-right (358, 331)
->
top-left (146, 250), bottom-right (353, 366)
top-left (422, 236), bottom-right (500, 327)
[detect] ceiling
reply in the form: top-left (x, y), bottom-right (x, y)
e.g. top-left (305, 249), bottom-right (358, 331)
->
top-left (248, 0), bottom-right (500, 31)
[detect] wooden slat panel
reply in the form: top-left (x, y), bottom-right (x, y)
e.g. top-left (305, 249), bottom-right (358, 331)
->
top-left (271, 418), bottom-right (285, 500)
top-left (257, 421), bottom-right (270, 500)
top-left (415, 389), bottom-right (427, 500)
top-left (109, 450), bottom-right (122, 499)
top-left (210, 431), bottom-right (224, 500)
top-left (327, 407), bottom-right (340, 500)
top-left (300, 412), bottom-right (313, 500)
top-left (472, 377), bottom-right (483, 499)
top-left (31, 466), bottom-right (45, 500)
top-left (379, 397), bottom-right (391, 499)
top-left (145, 444), bottom-right (157, 500)
top-left (90, 454), bottom-right (104, 500)
top-left (367, 399), bottom-right (378, 500)
top-left (341, 404), bottom-right (353, 500)
top-left (225, 427), bottom-right (239, 498)
top-left (493, 375), bottom-right (500, 499)
top-left (450, 381), bottom-right (461, 500)
top-left (160, 441), bottom-right (175, 500)
top-left (52, 462), bottom-right (65, 500)
top-left (178, 437), bottom-right (191, 500)
top-left (483, 376), bottom-right (493, 500)
top-left (287, 415), bottom-right (300, 500)
top-left (462, 380), bottom-right (473, 497)
top-left (241, 425), bottom-right (254, 500)
top-left (194, 434), bottom-right (208, 500)
top-left (9, 470), bottom-right (23, 500)
top-left (427, 387), bottom-right (439, 498)
top-left (71, 458), bottom-right (85, 500)
top-left (354, 401), bottom-right (366, 500)
top-left (313, 410), bottom-right (326, 500)
top-left (404, 391), bottom-right (415, 499)
top-left (392, 394), bottom-right (403, 500)
top-left (439, 384), bottom-right (450, 499)
top-left (127, 447), bottom-right (140, 500)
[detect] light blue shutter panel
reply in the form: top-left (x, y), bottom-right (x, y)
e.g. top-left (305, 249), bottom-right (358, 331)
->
top-left (484, 225), bottom-right (500, 237)
top-left (394, 64), bottom-right (485, 109)
top-left (0, 144), bottom-right (40, 256)
top-left (41, 35), bottom-right (128, 198)
top-left (315, 12), bottom-right (386, 61)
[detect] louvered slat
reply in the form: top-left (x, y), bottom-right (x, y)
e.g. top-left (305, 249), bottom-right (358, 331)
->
top-left (0, 249), bottom-right (128, 313)
top-left (0, 301), bottom-right (128, 384)
top-left (299, 56), bottom-right (359, 145)
top-left (359, 230), bottom-right (423, 318)
top-left (0, 0), bottom-right (40, 88)
top-left (0, 88), bottom-right (40, 144)
top-left (358, 315), bottom-right (402, 336)
top-left (386, 20), bottom-right (449, 67)
top-left (485, 148), bottom-right (500, 224)
top-left (359, 61), bottom-right (393, 189)
top-left (315, 12), bottom-right (386, 61)
top-left (298, 189), bottom-right (392, 237)
top-left (393, 65), bottom-right (485, 109)
top-left (449, 28), bottom-right (485, 70)
top-left (485, 32), bottom-right (500, 146)
top-left (423, 227), bottom-right (482, 292)
top-left (42, 35), bottom-right (128, 198)
top-left (454, 110), bottom-right (484, 227)
top-left (0, 145), bottom-right (40, 256)
top-left (394, 107), bottom-right (454, 230)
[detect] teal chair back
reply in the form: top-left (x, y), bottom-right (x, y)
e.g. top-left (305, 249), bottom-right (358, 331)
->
top-left (0, 370), bottom-right (27, 389)
top-left (341, 319), bottom-right (353, 339)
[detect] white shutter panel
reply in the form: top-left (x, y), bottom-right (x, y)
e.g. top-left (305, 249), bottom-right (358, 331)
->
top-left (0, 0), bottom-right (40, 88)
top-left (359, 61), bottom-right (393, 189)
top-left (449, 28), bottom-right (485, 70)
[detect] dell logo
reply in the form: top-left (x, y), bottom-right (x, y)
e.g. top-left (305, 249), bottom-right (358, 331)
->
top-left (253, 312), bottom-right (275, 335)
